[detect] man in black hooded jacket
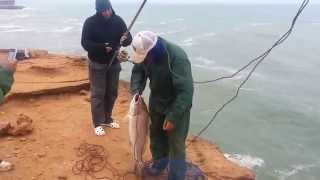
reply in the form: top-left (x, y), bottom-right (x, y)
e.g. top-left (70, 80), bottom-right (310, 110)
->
top-left (81, 0), bottom-right (132, 136)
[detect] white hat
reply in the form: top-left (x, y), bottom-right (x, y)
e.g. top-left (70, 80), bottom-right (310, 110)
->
top-left (132, 31), bottom-right (158, 64)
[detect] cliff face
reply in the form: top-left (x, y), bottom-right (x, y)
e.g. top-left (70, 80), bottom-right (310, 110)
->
top-left (0, 51), bottom-right (255, 180)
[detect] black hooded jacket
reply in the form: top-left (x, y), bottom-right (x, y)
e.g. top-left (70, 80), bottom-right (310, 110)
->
top-left (81, 12), bottom-right (132, 64)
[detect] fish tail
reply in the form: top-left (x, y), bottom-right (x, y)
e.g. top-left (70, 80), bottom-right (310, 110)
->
top-left (135, 161), bottom-right (144, 177)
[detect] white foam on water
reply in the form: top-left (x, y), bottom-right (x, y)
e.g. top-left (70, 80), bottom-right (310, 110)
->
top-left (192, 56), bottom-right (236, 74)
top-left (224, 153), bottom-right (265, 169)
top-left (192, 56), bottom-right (265, 80)
top-left (241, 88), bottom-right (257, 92)
top-left (0, 28), bottom-right (34, 33)
top-left (0, 25), bottom-right (22, 30)
top-left (191, 32), bottom-right (217, 40)
top-left (135, 20), bottom-right (145, 25)
top-left (233, 27), bottom-right (242, 32)
top-left (201, 32), bottom-right (217, 38)
top-left (276, 163), bottom-right (318, 180)
top-left (194, 56), bottom-right (215, 64)
top-left (22, 7), bottom-right (38, 11)
top-left (52, 27), bottom-right (74, 33)
top-left (63, 18), bottom-right (80, 24)
top-left (175, 18), bottom-right (185, 21)
top-left (158, 28), bottom-right (187, 36)
top-left (14, 14), bottom-right (31, 18)
top-left (179, 32), bottom-right (216, 47)
top-left (180, 38), bottom-right (195, 47)
top-left (159, 21), bottom-right (167, 25)
top-left (249, 22), bottom-right (272, 27)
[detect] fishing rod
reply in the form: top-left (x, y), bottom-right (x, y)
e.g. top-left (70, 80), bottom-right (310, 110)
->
top-left (16, 1), bottom-right (148, 84)
top-left (107, 0), bottom-right (148, 69)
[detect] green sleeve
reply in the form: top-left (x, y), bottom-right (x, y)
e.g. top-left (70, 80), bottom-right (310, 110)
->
top-left (0, 67), bottom-right (14, 103)
top-left (166, 56), bottom-right (194, 127)
top-left (130, 64), bottom-right (147, 95)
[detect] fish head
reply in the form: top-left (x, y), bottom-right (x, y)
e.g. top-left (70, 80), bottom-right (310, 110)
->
top-left (129, 94), bottom-right (142, 116)
top-left (129, 94), bottom-right (148, 118)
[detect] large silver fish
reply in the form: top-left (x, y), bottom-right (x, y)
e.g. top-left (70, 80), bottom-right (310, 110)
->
top-left (128, 94), bottom-right (150, 176)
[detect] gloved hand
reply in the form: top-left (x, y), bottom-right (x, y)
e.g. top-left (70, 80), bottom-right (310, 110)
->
top-left (120, 34), bottom-right (128, 46)
top-left (104, 43), bottom-right (113, 53)
top-left (163, 119), bottom-right (175, 133)
top-left (0, 58), bottom-right (17, 72)
top-left (117, 50), bottom-right (129, 62)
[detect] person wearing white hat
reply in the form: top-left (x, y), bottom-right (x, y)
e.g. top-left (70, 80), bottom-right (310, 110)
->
top-left (127, 31), bottom-right (194, 180)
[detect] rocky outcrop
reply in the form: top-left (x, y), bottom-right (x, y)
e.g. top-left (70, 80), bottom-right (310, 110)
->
top-left (1, 51), bottom-right (255, 180)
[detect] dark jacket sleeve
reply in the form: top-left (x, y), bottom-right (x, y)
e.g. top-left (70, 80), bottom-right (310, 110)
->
top-left (81, 19), bottom-right (105, 53)
top-left (130, 64), bottom-right (147, 95)
top-left (166, 55), bottom-right (194, 127)
top-left (118, 16), bottom-right (132, 47)
top-left (0, 67), bottom-right (14, 103)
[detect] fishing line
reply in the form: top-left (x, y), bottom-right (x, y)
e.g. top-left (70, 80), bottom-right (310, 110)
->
top-left (170, 0), bottom-right (309, 85)
top-left (72, 143), bottom-right (207, 180)
top-left (187, 0), bottom-right (310, 144)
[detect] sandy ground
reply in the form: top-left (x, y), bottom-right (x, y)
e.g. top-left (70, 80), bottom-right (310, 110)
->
top-left (0, 52), bottom-right (255, 180)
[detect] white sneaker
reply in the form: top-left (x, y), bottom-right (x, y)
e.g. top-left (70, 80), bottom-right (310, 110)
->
top-left (0, 160), bottom-right (13, 172)
top-left (101, 122), bottom-right (120, 129)
top-left (94, 126), bottom-right (106, 136)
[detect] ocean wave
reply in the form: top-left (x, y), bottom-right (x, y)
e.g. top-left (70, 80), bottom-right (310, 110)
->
top-left (0, 25), bottom-right (22, 30)
top-left (201, 32), bottom-right (217, 37)
top-left (224, 153), bottom-right (265, 169)
top-left (158, 28), bottom-right (187, 36)
top-left (175, 18), bottom-right (185, 21)
top-left (192, 56), bottom-right (236, 74)
top-left (276, 163), bottom-right (318, 180)
top-left (192, 32), bottom-right (217, 40)
top-left (159, 21), bottom-right (167, 25)
top-left (13, 14), bottom-right (31, 19)
top-left (249, 22), bottom-right (272, 27)
top-left (0, 27), bottom-right (34, 33)
top-left (193, 56), bottom-right (216, 66)
top-left (180, 38), bottom-right (196, 47)
top-left (192, 56), bottom-right (265, 80)
top-left (233, 27), bottom-right (242, 32)
top-left (52, 27), bottom-right (74, 33)
top-left (22, 7), bottom-right (38, 11)
top-left (192, 65), bottom-right (245, 81)
top-left (240, 88), bottom-right (257, 92)
top-left (63, 18), bottom-right (80, 24)
top-left (135, 20), bottom-right (145, 25)
top-left (179, 32), bottom-right (216, 47)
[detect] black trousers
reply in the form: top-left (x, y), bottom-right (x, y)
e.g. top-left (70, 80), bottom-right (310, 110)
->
top-left (89, 61), bottom-right (121, 127)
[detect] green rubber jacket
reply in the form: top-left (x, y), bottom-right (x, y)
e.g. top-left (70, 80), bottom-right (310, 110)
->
top-left (0, 66), bottom-right (14, 103)
top-left (130, 38), bottom-right (194, 127)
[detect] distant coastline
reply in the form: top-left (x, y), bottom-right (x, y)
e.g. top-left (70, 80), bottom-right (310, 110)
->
top-left (0, 0), bottom-right (24, 9)
top-left (0, 5), bottom-right (24, 9)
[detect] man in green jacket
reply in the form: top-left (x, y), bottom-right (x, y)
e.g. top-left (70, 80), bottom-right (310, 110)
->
top-left (0, 57), bottom-right (16, 171)
top-left (0, 59), bottom-right (15, 103)
top-left (128, 31), bottom-right (194, 180)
